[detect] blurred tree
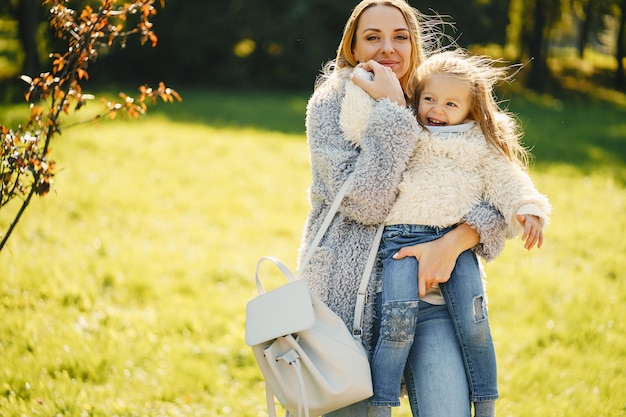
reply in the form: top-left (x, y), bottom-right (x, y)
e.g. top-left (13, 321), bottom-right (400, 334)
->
top-left (3, 0), bottom-right (45, 77)
top-left (573, 0), bottom-right (623, 61)
top-left (615, 0), bottom-right (626, 88)
top-left (576, 0), bottom-right (597, 58)
top-left (16, 0), bottom-right (42, 76)
top-left (93, 0), bottom-right (514, 90)
top-left (415, 0), bottom-right (512, 46)
top-left (521, 0), bottom-right (562, 90)
top-left (1, 0), bottom-right (623, 92)
top-left (88, 0), bottom-right (357, 90)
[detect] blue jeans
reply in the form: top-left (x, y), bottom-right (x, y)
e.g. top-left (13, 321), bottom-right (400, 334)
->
top-left (371, 224), bottom-right (498, 407)
top-left (324, 300), bottom-right (471, 417)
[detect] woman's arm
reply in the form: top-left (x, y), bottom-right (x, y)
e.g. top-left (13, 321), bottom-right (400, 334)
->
top-left (306, 76), bottom-right (421, 226)
top-left (394, 201), bottom-right (507, 297)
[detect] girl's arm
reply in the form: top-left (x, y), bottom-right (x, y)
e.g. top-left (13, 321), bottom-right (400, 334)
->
top-left (461, 200), bottom-right (507, 261)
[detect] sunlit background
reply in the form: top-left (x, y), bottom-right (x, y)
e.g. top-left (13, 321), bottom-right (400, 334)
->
top-left (1, 1), bottom-right (625, 416)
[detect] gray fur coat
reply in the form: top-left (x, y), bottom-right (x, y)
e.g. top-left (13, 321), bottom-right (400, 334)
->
top-left (297, 72), bottom-right (506, 352)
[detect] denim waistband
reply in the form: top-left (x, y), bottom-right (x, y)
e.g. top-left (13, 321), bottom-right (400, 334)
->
top-left (383, 223), bottom-right (458, 235)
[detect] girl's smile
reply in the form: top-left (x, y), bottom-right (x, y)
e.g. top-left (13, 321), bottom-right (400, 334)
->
top-left (417, 73), bottom-right (472, 126)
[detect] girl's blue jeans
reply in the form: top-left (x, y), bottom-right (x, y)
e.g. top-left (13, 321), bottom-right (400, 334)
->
top-left (370, 224), bottom-right (499, 407)
top-left (324, 301), bottom-right (471, 417)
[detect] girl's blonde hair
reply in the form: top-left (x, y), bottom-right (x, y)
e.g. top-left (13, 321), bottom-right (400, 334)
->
top-left (414, 49), bottom-right (529, 166)
top-left (319, 0), bottom-right (447, 98)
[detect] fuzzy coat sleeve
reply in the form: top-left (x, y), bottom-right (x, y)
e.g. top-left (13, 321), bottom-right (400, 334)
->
top-left (461, 202), bottom-right (506, 261)
top-left (479, 146), bottom-right (552, 238)
top-left (307, 76), bottom-right (421, 226)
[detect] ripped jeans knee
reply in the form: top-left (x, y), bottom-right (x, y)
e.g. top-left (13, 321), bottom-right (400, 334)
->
top-left (380, 300), bottom-right (419, 342)
top-left (466, 294), bottom-right (492, 345)
top-left (472, 294), bottom-right (487, 322)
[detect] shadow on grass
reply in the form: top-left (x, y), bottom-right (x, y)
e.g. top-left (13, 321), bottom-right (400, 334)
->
top-left (3, 76), bottom-right (625, 183)
top-left (151, 83), bottom-right (626, 184)
top-left (146, 88), bottom-right (311, 136)
top-left (498, 81), bottom-right (626, 183)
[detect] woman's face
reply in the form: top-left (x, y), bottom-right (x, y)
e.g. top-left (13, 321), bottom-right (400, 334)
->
top-left (351, 5), bottom-right (412, 80)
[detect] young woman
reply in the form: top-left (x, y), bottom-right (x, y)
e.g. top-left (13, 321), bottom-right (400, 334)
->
top-left (297, 1), bottom-right (507, 416)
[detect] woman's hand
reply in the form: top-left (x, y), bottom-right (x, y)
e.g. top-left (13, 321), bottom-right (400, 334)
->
top-left (392, 224), bottom-right (480, 297)
top-left (349, 60), bottom-right (406, 106)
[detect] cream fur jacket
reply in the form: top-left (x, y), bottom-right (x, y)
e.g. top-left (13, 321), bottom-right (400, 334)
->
top-left (340, 79), bottom-right (551, 240)
top-left (297, 71), bottom-right (507, 352)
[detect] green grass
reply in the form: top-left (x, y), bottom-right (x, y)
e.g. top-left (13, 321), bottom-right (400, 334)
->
top-left (1, 86), bottom-right (625, 417)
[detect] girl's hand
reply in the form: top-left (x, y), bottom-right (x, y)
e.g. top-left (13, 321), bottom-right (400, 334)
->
top-left (349, 60), bottom-right (406, 106)
top-left (516, 214), bottom-right (544, 250)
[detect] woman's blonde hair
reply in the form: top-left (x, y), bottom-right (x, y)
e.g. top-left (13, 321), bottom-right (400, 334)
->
top-left (319, 0), bottom-right (447, 98)
top-left (414, 49), bottom-right (530, 166)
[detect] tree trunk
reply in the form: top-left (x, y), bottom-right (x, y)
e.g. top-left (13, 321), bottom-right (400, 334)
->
top-left (577, 0), bottom-right (594, 59)
top-left (615, 0), bottom-right (626, 89)
top-left (16, 0), bottom-right (42, 77)
top-left (527, 0), bottom-right (550, 90)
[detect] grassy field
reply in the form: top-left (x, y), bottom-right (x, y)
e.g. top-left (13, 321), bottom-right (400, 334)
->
top-left (1, 86), bottom-right (625, 417)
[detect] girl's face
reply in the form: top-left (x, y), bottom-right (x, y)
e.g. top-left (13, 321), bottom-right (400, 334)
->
top-left (417, 73), bottom-right (472, 126)
top-left (351, 5), bottom-right (412, 80)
